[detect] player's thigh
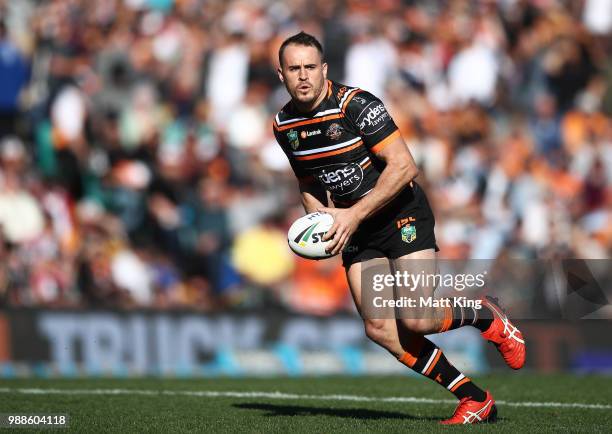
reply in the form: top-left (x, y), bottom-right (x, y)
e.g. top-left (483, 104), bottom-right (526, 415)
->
top-left (346, 257), bottom-right (399, 341)
top-left (391, 248), bottom-right (438, 332)
top-left (345, 257), bottom-right (390, 314)
top-left (390, 247), bottom-right (437, 297)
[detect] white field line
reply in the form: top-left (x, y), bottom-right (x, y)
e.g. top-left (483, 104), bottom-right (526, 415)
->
top-left (0, 387), bottom-right (610, 410)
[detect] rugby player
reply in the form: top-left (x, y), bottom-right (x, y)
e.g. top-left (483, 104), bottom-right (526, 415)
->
top-left (273, 32), bottom-right (525, 424)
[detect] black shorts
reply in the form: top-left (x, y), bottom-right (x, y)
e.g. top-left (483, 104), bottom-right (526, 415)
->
top-left (342, 182), bottom-right (438, 268)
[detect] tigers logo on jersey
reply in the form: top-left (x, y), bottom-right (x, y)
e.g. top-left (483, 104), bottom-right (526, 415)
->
top-left (287, 129), bottom-right (299, 150)
top-left (326, 123), bottom-right (342, 140)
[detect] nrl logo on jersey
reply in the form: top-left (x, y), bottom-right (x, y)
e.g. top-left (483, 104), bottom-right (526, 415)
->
top-left (401, 224), bottom-right (416, 243)
top-left (287, 129), bottom-right (299, 150)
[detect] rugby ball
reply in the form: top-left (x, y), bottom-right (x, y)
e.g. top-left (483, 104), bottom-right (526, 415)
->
top-left (288, 212), bottom-right (336, 259)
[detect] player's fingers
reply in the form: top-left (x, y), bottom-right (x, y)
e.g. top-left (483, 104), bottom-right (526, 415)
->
top-left (338, 237), bottom-right (349, 256)
top-left (325, 233), bottom-right (339, 252)
top-left (332, 231), bottom-right (349, 255)
top-left (325, 226), bottom-right (343, 252)
top-left (329, 228), bottom-right (347, 255)
top-left (323, 223), bottom-right (338, 241)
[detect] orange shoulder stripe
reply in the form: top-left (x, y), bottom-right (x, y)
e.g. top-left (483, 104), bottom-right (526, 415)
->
top-left (341, 89), bottom-right (363, 112)
top-left (370, 129), bottom-right (400, 153)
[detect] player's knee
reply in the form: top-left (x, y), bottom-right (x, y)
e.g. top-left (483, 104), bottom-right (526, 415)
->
top-left (364, 319), bottom-right (392, 344)
top-left (399, 318), bottom-right (433, 335)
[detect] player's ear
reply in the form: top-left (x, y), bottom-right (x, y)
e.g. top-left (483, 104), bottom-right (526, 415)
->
top-left (322, 62), bottom-right (328, 79)
top-left (277, 67), bottom-right (285, 83)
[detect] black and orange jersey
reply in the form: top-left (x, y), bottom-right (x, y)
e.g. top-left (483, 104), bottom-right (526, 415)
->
top-left (273, 80), bottom-right (401, 207)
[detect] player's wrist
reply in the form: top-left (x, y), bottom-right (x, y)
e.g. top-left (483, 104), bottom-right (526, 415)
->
top-left (351, 202), bottom-right (369, 222)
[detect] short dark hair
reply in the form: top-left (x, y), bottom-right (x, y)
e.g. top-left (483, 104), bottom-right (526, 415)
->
top-left (278, 31), bottom-right (324, 67)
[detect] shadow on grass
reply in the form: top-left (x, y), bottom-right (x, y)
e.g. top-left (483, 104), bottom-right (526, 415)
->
top-left (233, 403), bottom-right (440, 421)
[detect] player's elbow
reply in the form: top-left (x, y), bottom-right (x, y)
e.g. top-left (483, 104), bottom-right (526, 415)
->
top-left (396, 161), bottom-right (419, 186)
top-left (406, 165), bottom-right (419, 182)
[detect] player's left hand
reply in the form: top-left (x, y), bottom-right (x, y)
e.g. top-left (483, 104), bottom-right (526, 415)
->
top-left (317, 207), bottom-right (362, 255)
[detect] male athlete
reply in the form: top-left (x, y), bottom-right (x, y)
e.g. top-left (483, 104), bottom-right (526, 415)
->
top-left (273, 32), bottom-right (525, 424)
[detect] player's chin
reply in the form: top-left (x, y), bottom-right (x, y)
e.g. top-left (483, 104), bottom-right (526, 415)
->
top-left (293, 91), bottom-right (315, 104)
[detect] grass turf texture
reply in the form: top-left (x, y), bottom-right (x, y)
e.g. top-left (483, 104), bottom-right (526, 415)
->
top-left (1, 374), bottom-right (611, 433)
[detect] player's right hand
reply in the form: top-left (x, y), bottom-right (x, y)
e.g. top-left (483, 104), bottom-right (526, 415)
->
top-left (317, 207), bottom-right (362, 256)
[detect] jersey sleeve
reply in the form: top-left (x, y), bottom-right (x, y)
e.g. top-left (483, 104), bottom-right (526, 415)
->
top-left (272, 123), bottom-right (314, 182)
top-left (345, 91), bottom-right (400, 154)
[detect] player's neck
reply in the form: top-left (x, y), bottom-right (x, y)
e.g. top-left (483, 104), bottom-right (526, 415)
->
top-left (293, 85), bottom-right (327, 114)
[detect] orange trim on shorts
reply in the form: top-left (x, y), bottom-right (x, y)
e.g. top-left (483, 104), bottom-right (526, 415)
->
top-left (361, 161), bottom-right (371, 169)
top-left (274, 114), bottom-right (344, 131)
top-left (424, 350), bottom-right (442, 376)
top-left (450, 377), bottom-right (471, 392)
top-left (295, 141), bottom-right (363, 161)
top-left (370, 130), bottom-right (400, 153)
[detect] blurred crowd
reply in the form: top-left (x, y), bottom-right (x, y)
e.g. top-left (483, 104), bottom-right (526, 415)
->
top-left (0, 0), bottom-right (610, 313)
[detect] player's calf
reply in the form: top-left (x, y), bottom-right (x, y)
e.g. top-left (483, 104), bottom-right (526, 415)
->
top-left (363, 318), bottom-right (404, 358)
top-left (398, 317), bottom-right (438, 335)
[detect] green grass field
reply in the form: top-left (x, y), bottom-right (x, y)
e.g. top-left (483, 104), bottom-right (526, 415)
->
top-left (1, 374), bottom-right (611, 432)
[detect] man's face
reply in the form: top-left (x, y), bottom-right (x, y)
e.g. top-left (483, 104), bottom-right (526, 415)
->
top-left (278, 44), bottom-right (327, 110)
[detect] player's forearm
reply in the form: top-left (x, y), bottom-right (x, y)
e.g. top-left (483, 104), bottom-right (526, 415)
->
top-left (299, 182), bottom-right (328, 214)
top-left (352, 162), bottom-right (418, 221)
top-left (301, 192), bottom-right (325, 213)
